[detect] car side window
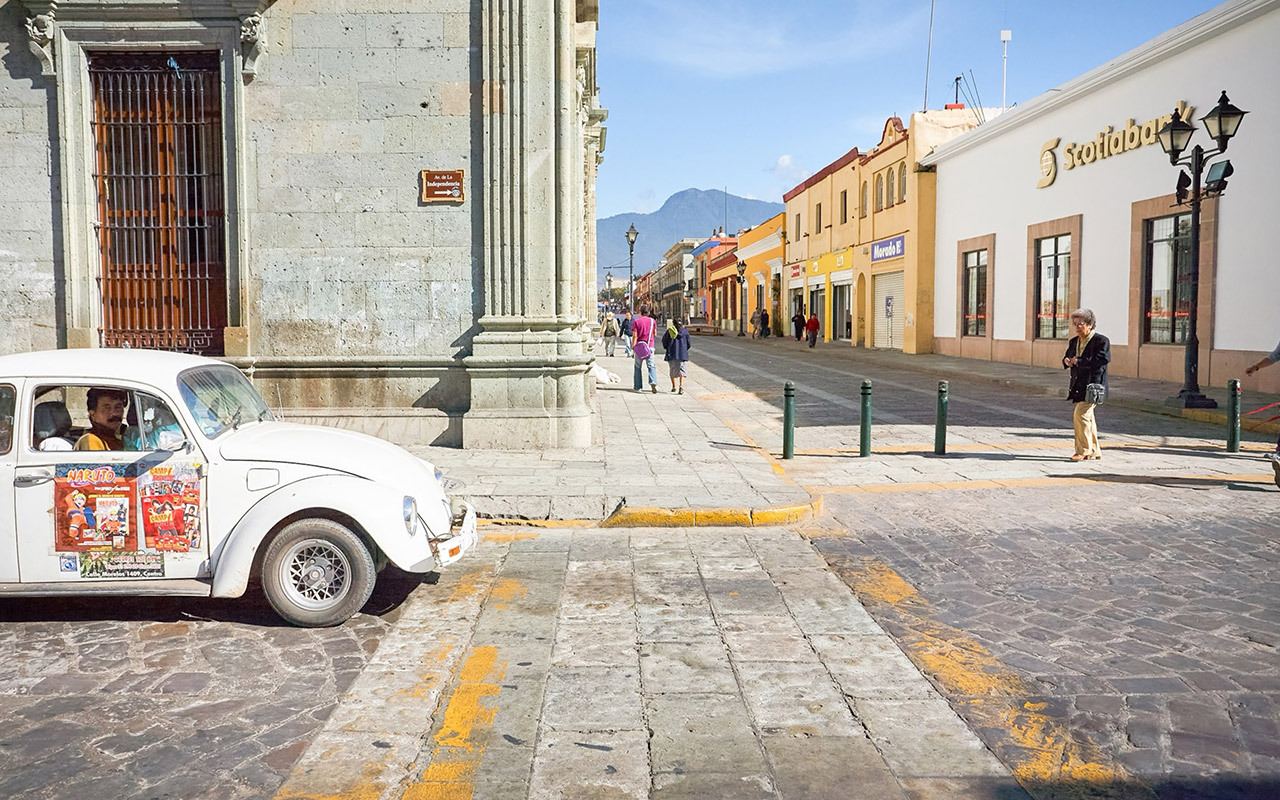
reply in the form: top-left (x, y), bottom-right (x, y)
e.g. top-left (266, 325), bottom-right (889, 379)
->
top-left (30, 385), bottom-right (184, 453)
top-left (126, 393), bottom-right (187, 452)
top-left (0, 384), bottom-right (15, 455)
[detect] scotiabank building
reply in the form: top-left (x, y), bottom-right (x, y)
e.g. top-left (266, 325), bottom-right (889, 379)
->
top-left (923, 0), bottom-right (1279, 394)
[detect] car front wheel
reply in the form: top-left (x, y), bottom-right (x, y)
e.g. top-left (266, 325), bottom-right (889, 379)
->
top-left (261, 519), bottom-right (376, 627)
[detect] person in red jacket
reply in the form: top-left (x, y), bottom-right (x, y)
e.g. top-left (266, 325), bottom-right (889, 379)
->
top-left (805, 312), bottom-right (820, 348)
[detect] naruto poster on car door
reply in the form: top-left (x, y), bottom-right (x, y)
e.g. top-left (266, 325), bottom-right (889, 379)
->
top-left (53, 465), bottom-right (137, 552)
top-left (52, 462), bottom-right (203, 579)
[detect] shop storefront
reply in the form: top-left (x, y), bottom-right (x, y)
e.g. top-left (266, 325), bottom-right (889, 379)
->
top-left (925, 0), bottom-right (1279, 393)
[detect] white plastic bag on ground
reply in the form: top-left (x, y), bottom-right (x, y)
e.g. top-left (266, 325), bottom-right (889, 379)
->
top-left (590, 364), bottom-right (620, 384)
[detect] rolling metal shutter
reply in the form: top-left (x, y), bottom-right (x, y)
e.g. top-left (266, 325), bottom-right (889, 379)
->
top-left (872, 271), bottom-right (904, 350)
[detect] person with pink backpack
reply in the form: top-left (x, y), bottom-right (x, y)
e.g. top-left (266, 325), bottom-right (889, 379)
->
top-left (631, 304), bottom-right (658, 393)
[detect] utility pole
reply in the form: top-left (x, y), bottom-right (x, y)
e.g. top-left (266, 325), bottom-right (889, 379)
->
top-left (1001, 29), bottom-right (1012, 111)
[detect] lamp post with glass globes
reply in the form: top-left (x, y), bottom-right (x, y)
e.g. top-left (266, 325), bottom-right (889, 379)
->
top-left (1156, 90), bottom-right (1247, 409)
top-left (736, 260), bottom-right (748, 337)
top-left (625, 223), bottom-right (639, 311)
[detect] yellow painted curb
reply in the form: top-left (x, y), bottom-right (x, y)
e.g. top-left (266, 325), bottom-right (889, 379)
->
top-left (693, 508), bottom-right (753, 526)
top-left (599, 497), bottom-right (822, 528)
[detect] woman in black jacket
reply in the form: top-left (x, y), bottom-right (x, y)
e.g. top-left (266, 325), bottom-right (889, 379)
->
top-left (1062, 308), bottom-right (1110, 462)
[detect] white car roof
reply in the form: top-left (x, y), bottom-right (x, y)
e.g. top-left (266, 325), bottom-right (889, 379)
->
top-left (0, 348), bottom-right (227, 382)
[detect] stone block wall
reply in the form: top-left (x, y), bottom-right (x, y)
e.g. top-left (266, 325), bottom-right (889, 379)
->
top-left (245, 0), bottom-right (478, 361)
top-left (0, 1), bottom-right (59, 354)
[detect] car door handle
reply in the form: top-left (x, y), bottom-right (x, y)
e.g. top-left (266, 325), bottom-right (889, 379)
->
top-left (15, 473), bottom-right (53, 487)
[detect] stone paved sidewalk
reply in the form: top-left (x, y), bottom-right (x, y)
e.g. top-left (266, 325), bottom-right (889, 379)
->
top-left (409, 342), bottom-right (1277, 523)
top-left (409, 352), bottom-right (812, 522)
top-left (275, 526), bottom-right (1029, 800)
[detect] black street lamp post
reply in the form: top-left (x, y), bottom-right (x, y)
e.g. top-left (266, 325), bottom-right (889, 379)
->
top-left (625, 223), bottom-right (639, 311)
top-left (736, 261), bottom-right (748, 337)
top-left (1156, 91), bottom-right (1247, 409)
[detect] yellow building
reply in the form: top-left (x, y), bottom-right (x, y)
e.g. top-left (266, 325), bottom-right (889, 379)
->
top-left (782, 110), bottom-right (984, 352)
top-left (735, 213), bottom-right (785, 336)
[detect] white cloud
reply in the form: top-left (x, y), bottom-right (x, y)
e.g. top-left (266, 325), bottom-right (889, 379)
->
top-left (770, 154), bottom-right (808, 184)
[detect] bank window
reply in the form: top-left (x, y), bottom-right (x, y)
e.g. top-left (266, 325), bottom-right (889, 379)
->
top-left (875, 175), bottom-right (884, 211)
top-left (840, 190), bottom-right (848, 224)
top-left (815, 203), bottom-right (822, 233)
top-left (1144, 212), bottom-right (1192, 344)
top-left (962, 250), bottom-right (988, 337)
top-left (860, 182), bottom-right (868, 218)
top-left (899, 164), bottom-right (907, 203)
top-left (886, 169), bottom-right (895, 207)
top-left (1034, 234), bottom-right (1071, 339)
top-left (795, 213), bottom-right (800, 237)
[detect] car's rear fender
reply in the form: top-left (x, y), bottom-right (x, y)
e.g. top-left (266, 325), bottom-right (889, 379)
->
top-left (210, 474), bottom-right (430, 598)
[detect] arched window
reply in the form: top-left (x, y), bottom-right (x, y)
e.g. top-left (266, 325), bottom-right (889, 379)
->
top-left (886, 169), bottom-right (895, 207)
top-left (875, 174), bottom-right (883, 211)
top-left (899, 163), bottom-right (908, 203)
top-left (860, 182), bottom-right (868, 218)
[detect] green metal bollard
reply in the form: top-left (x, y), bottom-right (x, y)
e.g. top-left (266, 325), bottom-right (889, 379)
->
top-left (1227, 379), bottom-right (1241, 453)
top-left (783, 381), bottom-right (795, 460)
top-left (935, 380), bottom-right (949, 455)
top-left (859, 380), bottom-right (872, 458)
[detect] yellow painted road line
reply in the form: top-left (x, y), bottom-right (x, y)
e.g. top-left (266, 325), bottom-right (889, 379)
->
top-left (795, 441), bottom-right (1273, 456)
top-left (830, 557), bottom-right (1152, 799)
top-left (721, 418), bottom-right (801, 483)
top-left (809, 473), bottom-right (1271, 495)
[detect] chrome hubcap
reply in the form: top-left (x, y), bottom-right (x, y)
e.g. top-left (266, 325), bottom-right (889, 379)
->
top-left (281, 539), bottom-right (351, 610)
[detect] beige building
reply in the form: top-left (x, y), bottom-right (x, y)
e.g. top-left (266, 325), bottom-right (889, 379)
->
top-left (783, 110), bottom-right (985, 352)
top-left (0, 0), bottom-right (605, 449)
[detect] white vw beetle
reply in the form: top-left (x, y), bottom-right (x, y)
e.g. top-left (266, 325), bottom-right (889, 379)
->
top-left (0, 349), bottom-right (477, 627)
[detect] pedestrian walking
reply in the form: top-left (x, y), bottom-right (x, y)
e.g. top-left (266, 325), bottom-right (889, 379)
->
top-left (662, 317), bottom-right (692, 394)
top-left (620, 310), bottom-right (635, 357)
top-left (806, 312), bottom-right (820, 348)
top-left (792, 310), bottom-right (805, 341)
top-left (749, 309), bottom-right (761, 339)
top-left (759, 309), bottom-right (770, 338)
top-left (1062, 308), bottom-right (1110, 462)
top-left (601, 312), bottom-right (620, 357)
top-left (1245, 335), bottom-right (1280, 479)
top-left (632, 303), bottom-right (658, 393)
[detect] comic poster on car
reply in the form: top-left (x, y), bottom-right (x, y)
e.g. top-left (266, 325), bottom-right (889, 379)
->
top-left (138, 464), bottom-right (202, 552)
top-left (53, 464), bottom-right (138, 552)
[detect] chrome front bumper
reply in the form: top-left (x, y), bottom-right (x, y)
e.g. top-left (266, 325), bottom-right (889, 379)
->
top-left (430, 502), bottom-right (477, 569)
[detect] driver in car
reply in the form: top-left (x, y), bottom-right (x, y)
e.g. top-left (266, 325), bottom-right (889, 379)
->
top-left (74, 387), bottom-right (129, 451)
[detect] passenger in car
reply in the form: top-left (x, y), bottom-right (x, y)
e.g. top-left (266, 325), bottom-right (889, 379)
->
top-left (74, 387), bottom-right (129, 451)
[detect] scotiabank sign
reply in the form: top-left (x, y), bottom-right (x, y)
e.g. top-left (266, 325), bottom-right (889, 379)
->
top-left (1036, 100), bottom-right (1194, 189)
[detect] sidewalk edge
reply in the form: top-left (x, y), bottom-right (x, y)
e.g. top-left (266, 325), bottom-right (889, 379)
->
top-left (598, 495), bottom-right (823, 528)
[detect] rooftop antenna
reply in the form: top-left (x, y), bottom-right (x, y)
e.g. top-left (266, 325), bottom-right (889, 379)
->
top-left (1000, 29), bottom-right (1012, 111)
top-left (954, 76), bottom-right (961, 105)
top-left (922, 0), bottom-right (936, 111)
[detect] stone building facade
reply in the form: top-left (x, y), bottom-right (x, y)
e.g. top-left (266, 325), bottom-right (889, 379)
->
top-left (0, 0), bottom-right (605, 449)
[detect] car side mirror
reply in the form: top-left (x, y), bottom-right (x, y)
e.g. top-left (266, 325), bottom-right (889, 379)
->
top-left (156, 430), bottom-right (191, 453)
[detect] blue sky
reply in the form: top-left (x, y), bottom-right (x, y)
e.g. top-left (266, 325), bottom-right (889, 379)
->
top-left (594, 0), bottom-right (1223, 219)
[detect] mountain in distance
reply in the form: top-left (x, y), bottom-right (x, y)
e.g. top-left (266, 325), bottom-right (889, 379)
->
top-left (595, 189), bottom-right (784, 287)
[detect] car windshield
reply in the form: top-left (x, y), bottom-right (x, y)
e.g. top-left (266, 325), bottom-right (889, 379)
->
top-left (177, 365), bottom-right (273, 439)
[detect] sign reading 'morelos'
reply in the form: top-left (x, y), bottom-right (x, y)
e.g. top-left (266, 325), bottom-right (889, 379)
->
top-left (1036, 100), bottom-right (1194, 189)
top-left (871, 235), bottom-right (905, 263)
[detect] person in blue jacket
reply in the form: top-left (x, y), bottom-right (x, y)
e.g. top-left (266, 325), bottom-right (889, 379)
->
top-left (662, 317), bottom-right (692, 395)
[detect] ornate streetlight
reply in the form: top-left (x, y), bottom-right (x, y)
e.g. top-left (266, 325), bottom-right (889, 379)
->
top-left (624, 224), bottom-right (639, 310)
top-left (1156, 91), bottom-right (1247, 409)
top-left (736, 260), bottom-right (748, 337)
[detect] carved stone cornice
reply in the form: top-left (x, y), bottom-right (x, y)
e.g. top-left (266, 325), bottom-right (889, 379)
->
top-left (18, 0), bottom-right (278, 76)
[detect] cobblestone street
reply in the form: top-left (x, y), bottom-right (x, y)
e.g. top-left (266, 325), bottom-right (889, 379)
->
top-left (0, 573), bottom-right (423, 799)
top-left (811, 482), bottom-right (1280, 799)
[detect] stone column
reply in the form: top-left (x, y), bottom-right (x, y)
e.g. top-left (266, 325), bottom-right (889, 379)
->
top-left (463, 0), bottom-right (595, 449)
